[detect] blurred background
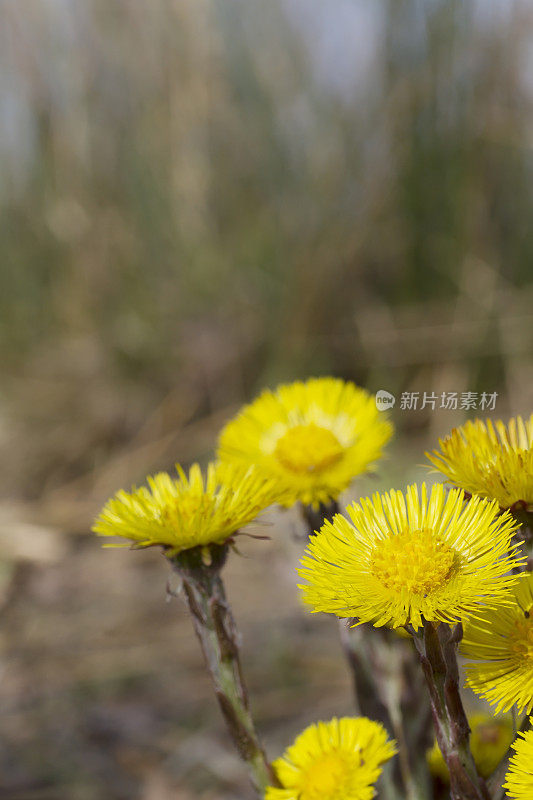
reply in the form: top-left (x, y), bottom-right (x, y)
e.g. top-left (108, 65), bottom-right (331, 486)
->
top-left (0, 0), bottom-right (532, 797)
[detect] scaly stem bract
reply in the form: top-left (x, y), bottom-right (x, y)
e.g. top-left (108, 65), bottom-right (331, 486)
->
top-left (412, 620), bottom-right (491, 800)
top-left (300, 498), bottom-right (339, 537)
top-left (172, 545), bottom-right (276, 796)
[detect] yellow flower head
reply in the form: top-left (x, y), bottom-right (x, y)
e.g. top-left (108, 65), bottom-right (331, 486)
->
top-left (426, 415), bottom-right (533, 510)
top-left (299, 483), bottom-right (522, 629)
top-left (462, 572), bottom-right (533, 714)
top-left (503, 722), bottom-right (533, 800)
top-left (217, 378), bottom-right (393, 509)
top-left (92, 462), bottom-right (282, 557)
top-left (265, 716), bottom-right (396, 800)
top-left (427, 713), bottom-right (514, 781)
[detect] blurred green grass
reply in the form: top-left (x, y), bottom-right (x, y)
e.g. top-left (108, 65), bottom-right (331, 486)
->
top-left (1, 0), bottom-right (532, 509)
top-left (1, 1), bottom-right (532, 403)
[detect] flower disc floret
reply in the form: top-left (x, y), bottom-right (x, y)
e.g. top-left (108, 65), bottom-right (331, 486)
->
top-left (217, 377), bottom-right (393, 508)
top-left (265, 716), bottom-right (396, 800)
top-left (92, 462), bottom-right (282, 556)
top-left (299, 483), bottom-right (523, 629)
top-left (427, 414), bottom-right (533, 509)
top-left (462, 572), bottom-right (533, 714)
top-left (369, 528), bottom-right (456, 595)
top-left (274, 423), bottom-right (344, 475)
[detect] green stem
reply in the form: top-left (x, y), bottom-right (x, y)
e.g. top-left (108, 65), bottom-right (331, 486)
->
top-left (412, 621), bottom-right (491, 800)
top-left (172, 546), bottom-right (276, 796)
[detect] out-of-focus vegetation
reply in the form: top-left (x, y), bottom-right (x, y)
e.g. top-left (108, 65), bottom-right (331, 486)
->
top-left (0, 1), bottom-right (532, 798)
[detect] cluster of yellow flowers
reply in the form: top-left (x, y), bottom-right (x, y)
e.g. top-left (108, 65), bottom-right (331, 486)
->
top-left (94, 378), bottom-right (393, 557)
top-left (94, 377), bottom-right (533, 800)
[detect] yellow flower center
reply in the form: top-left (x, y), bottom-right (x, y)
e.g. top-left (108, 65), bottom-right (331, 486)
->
top-left (301, 751), bottom-right (354, 800)
top-left (370, 529), bottom-right (456, 595)
top-left (274, 424), bottom-right (344, 475)
top-left (160, 493), bottom-right (212, 527)
top-left (510, 609), bottom-right (533, 661)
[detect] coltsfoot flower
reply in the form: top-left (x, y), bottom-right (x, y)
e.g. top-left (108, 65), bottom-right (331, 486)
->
top-left (265, 716), bottom-right (396, 800)
top-left (427, 713), bottom-right (514, 780)
top-left (217, 377), bottom-right (393, 509)
top-left (426, 415), bottom-right (533, 510)
top-left (299, 483), bottom-right (523, 629)
top-left (462, 572), bottom-right (533, 714)
top-left (92, 462), bottom-right (282, 556)
top-left (503, 722), bottom-right (533, 799)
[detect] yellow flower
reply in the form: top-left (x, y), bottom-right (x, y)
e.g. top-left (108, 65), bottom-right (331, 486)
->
top-left (217, 378), bottom-right (393, 509)
top-left (299, 483), bottom-right (522, 629)
top-left (503, 722), bottom-right (533, 800)
top-left (462, 572), bottom-right (533, 714)
top-left (265, 716), bottom-right (396, 800)
top-left (426, 415), bottom-right (533, 510)
top-left (92, 462), bottom-right (282, 556)
top-left (427, 713), bottom-right (514, 781)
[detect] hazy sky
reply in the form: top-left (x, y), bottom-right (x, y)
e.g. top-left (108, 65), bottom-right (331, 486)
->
top-left (0, 0), bottom-right (530, 190)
